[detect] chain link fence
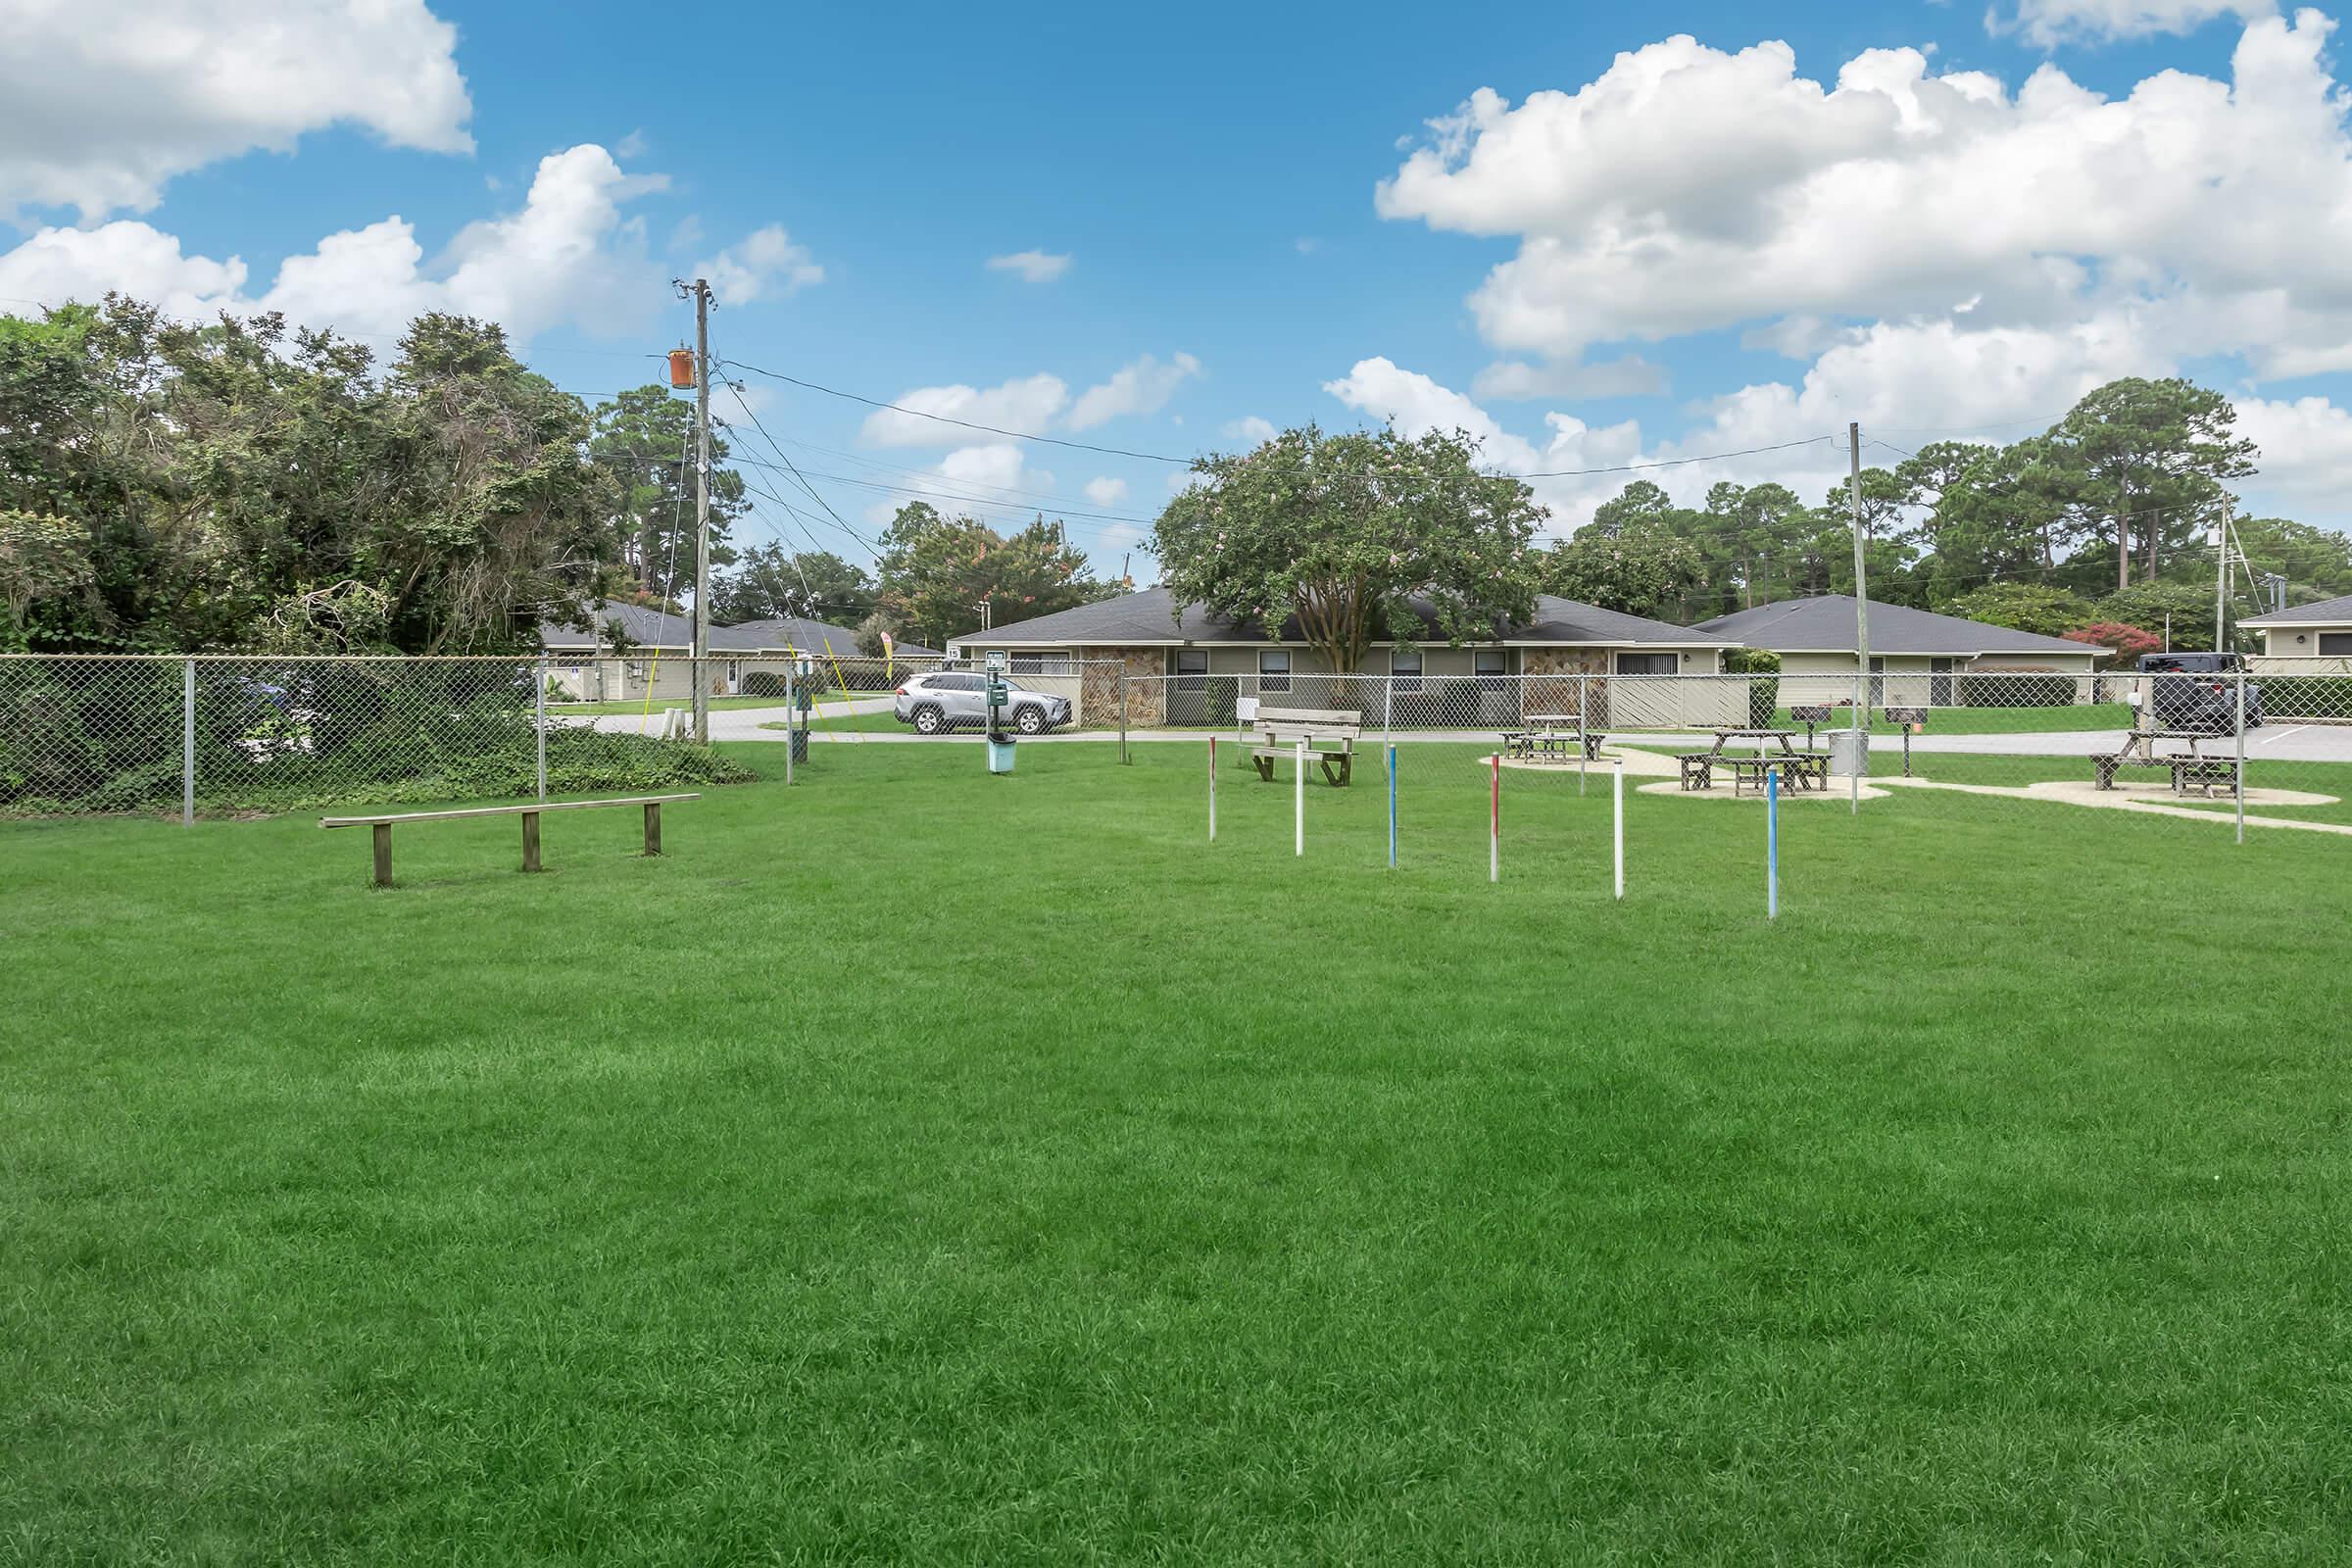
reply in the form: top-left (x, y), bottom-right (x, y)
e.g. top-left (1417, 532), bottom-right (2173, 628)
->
top-left (8, 654), bottom-right (2350, 841)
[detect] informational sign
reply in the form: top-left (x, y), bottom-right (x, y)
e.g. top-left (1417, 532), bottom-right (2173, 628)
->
top-left (1237, 697), bottom-right (1260, 725)
top-left (985, 650), bottom-right (1006, 673)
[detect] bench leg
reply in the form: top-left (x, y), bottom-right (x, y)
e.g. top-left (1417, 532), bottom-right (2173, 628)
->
top-left (643, 801), bottom-right (662, 857)
top-left (521, 810), bottom-right (541, 872)
top-left (371, 822), bottom-right (393, 887)
top-left (1252, 756), bottom-right (1273, 783)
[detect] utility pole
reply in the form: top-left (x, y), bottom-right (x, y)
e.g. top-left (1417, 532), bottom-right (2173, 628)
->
top-left (972, 599), bottom-right (992, 634)
top-left (2213, 505), bottom-right (2230, 655)
top-left (1847, 422), bottom-right (1871, 810)
top-left (677, 276), bottom-right (714, 745)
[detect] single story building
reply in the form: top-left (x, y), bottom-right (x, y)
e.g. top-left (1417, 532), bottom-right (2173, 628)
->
top-left (1696, 595), bottom-right (2107, 709)
top-left (537, 602), bottom-right (939, 701)
top-left (2242, 593), bottom-right (2352, 666)
top-left (946, 585), bottom-right (1744, 727)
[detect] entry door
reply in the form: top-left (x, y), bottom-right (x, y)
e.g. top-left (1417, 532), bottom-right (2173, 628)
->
top-left (1930, 658), bottom-right (1956, 708)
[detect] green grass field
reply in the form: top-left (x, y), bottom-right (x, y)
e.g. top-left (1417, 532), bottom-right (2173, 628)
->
top-left (6, 744), bottom-right (2351, 1562)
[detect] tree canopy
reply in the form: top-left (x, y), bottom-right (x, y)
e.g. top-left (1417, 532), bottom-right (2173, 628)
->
top-left (1153, 424), bottom-right (1544, 673)
top-left (868, 502), bottom-right (1116, 648)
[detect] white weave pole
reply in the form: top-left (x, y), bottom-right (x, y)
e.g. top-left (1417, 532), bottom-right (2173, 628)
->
top-left (1489, 753), bottom-right (1500, 884)
top-left (1612, 757), bottom-right (1625, 901)
top-left (1295, 738), bottom-right (1305, 857)
top-left (1208, 735), bottom-right (1217, 842)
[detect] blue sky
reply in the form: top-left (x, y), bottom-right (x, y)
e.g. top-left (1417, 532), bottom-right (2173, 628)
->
top-left (5, 0), bottom-right (2348, 578)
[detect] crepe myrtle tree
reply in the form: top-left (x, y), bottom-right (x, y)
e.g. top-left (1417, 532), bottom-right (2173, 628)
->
top-left (1153, 424), bottom-right (1545, 674)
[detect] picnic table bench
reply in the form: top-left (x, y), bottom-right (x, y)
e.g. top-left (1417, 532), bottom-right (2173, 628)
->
top-left (2089, 731), bottom-right (2240, 797)
top-left (1676, 728), bottom-right (1831, 795)
top-left (1502, 716), bottom-right (1609, 763)
top-left (321, 793), bottom-right (699, 886)
top-left (1250, 706), bottom-right (1358, 786)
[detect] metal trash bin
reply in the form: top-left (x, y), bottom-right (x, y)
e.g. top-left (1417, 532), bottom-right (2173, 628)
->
top-left (789, 723), bottom-right (808, 764)
top-left (1828, 728), bottom-right (1870, 778)
top-left (987, 734), bottom-right (1016, 774)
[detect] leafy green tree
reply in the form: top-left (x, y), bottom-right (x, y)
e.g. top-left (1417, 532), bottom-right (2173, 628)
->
top-left (874, 502), bottom-right (1113, 647)
top-left (1543, 527), bottom-right (1704, 619)
top-left (2036, 378), bottom-right (2255, 589)
top-left (1153, 424), bottom-right (1544, 672)
top-left (709, 544), bottom-right (875, 624)
top-left (2095, 580), bottom-right (2215, 651)
top-left (1942, 581), bottom-right (2097, 638)
top-left (2234, 516), bottom-right (2352, 602)
top-left (586, 384), bottom-right (745, 601)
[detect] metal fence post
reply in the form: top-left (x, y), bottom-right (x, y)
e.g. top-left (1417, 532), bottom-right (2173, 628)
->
top-left (1119, 664), bottom-right (1130, 764)
top-left (534, 655), bottom-right (548, 802)
top-left (2235, 670), bottom-right (2246, 845)
top-left (181, 659), bottom-right (195, 826)
top-left (784, 659), bottom-right (796, 787)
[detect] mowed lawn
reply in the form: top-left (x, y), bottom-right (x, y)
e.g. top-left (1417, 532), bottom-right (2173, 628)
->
top-left (5, 743), bottom-right (2351, 1564)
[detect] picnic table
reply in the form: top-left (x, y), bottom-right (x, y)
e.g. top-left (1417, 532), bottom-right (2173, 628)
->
top-left (1501, 713), bottom-right (1608, 763)
top-left (1677, 728), bottom-right (1832, 795)
top-left (2090, 730), bottom-right (2240, 797)
top-left (1250, 706), bottom-right (1358, 786)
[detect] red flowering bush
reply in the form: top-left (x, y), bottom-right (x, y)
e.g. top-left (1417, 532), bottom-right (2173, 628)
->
top-left (2065, 621), bottom-right (2164, 661)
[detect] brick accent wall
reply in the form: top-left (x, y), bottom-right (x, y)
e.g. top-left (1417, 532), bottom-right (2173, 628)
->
top-left (1078, 647), bottom-right (1168, 727)
top-left (1519, 648), bottom-right (1611, 724)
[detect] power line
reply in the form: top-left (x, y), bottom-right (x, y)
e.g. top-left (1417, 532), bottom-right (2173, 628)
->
top-left (719, 357), bottom-right (1198, 464)
top-left (1519, 434), bottom-right (1839, 478)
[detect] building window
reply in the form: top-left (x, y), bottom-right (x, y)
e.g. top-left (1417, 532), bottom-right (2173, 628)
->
top-left (1175, 650), bottom-right (1208, 691)
top-left (1391, 649), bottom-right (1423, 692)
top-left (1258, 650), bottom-right (1292, 693)
top-left (1615, 652), bottom-right (1677, 675)
top-left (1011, 652), bottom-right (1044, 673)
top-left (1474, 651), bottom-right (1507, 684)
top-left (2322, 632), bottom-right (2352, 656)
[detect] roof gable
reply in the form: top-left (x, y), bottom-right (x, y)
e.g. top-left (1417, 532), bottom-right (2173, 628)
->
top-left (1696, 595), bottom-right (2103, 659)
top-left (954, 586), bottom-right (1734, 649)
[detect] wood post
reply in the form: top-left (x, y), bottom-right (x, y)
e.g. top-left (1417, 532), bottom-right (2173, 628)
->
top-left (643, 801), bottom-right (662, 857)
top-left (521, 810), bottom-right (541, 873)
top-left (371, 823), bottom-right (392, 887)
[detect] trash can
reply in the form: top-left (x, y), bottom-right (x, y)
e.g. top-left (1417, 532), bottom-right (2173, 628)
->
top-left (789, 722), bottom-right (808, 764)
top-left (987, 735), bottom-right (1016, 774)
top-left (1828, 728), bottom-right (1869, 777)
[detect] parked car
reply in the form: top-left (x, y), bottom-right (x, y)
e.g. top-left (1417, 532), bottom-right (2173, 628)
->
top-left (893, 672), bottom-right (1073, 735)
top-left (2135, 652), bottom-right (2263, 731)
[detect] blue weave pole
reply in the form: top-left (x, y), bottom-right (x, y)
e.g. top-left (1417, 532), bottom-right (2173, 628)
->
top-left (1766, 764), bottom-right (1780, 921)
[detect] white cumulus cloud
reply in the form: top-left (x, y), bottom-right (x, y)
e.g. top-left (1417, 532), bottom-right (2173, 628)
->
top-left (858, 373), bottom-right (1072, 449)
top-left (1084, 476), bottom-right (1129, 506)
top-left (1068, 352), bottom-right (1201, 430)
top-left (1221, 416), bottom-right (1280, 445)
top-left (986, 250), bottom-right (1072, 282)
top-left (1989, 0), bottom-right (2278, 48)
top-left (0, 0), bottom-right (472, 219)
top-left (1377, 14), bottom-right (2352, 379)
top-left (695, 224), bottom-right (823, 305)
top-left (0, 144), bottom-right (669, 346)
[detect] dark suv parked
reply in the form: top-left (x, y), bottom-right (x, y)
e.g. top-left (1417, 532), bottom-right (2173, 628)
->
top-left (2136, 652), bottom-right (2263, 731)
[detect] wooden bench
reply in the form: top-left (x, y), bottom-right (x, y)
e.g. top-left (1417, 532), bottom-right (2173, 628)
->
top-left (1251, 706), bottom-right (1359, 786)
top-left (321, 793), bottom-right (700, 886)
top-left (2170, 759), bottom-right (2238, 797)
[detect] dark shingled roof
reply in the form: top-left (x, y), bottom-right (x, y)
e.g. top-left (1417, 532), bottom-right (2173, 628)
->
top-left (1696, 595), bottom-right (2105, 659)
top-left (2242, 591), bottom-right (2352, 628)
top-left (954, 585), bottom-right (1735, 649)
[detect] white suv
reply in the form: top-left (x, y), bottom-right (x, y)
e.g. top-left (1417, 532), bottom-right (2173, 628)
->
top-left (893, 673), bottom-right (1073, 735)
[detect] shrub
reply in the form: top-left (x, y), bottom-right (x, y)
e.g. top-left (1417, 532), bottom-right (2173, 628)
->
top-left (1724, 648), bottom-right (1782, 725)
top-left (2065, 622), bottom-right (2163, 662)
top-left (1959, 666), bottom-right (2074, 708)
top-left (2260, 674), bottom-right (2352, 718)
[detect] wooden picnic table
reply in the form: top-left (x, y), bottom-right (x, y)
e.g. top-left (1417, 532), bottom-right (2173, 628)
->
top-left (1505, 713), bottom-right (1608, 763)
top-left (2090, 729), bottom-right (2240, 795)
top-left (1677, 729), bottom-right (1829, 794)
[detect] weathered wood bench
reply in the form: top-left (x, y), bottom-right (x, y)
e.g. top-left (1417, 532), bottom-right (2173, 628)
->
top-left (1251, 706), bottom-right (1360, 786)
top-left (2170, 759), bottom-right (2238, 797)
top-left (321, 793), bottom-right (700, 886)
